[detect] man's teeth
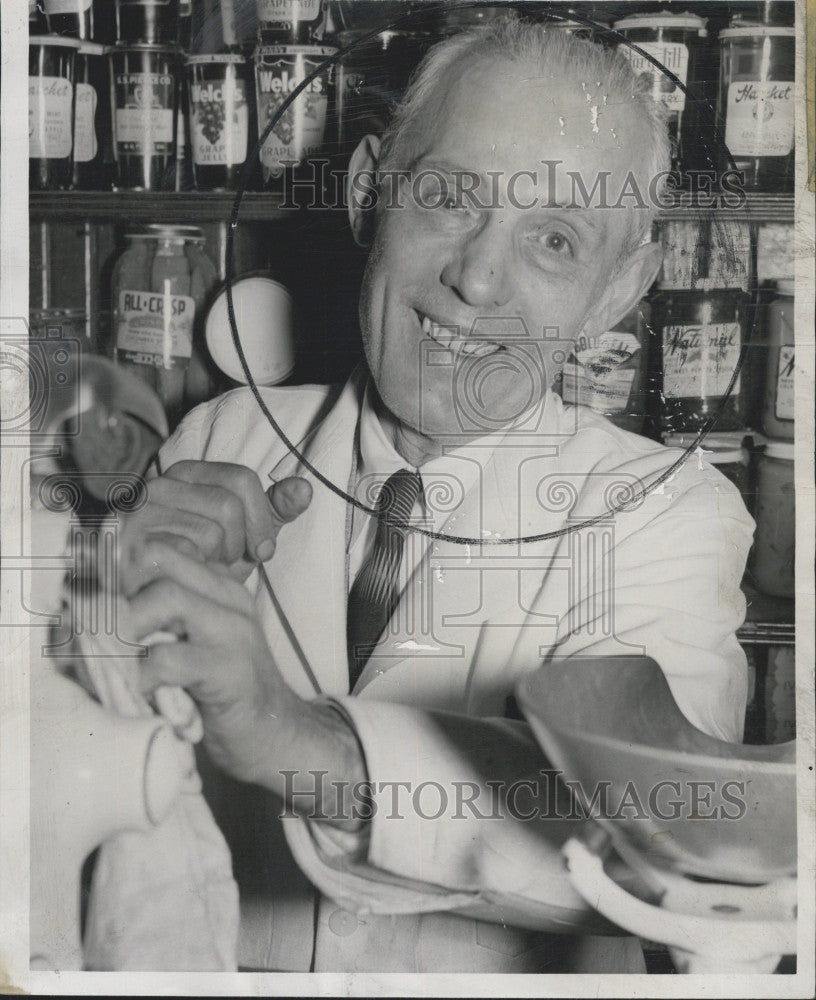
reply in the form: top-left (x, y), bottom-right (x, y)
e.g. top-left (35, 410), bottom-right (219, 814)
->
top-left (420, 314), bottom-right (502, 358)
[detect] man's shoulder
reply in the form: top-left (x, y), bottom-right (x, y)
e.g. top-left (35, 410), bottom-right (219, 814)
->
top-left (159, 381), bottom-right (347, 471)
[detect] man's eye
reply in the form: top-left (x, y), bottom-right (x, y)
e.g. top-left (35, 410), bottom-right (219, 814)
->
top-left (540, 231), bottom-right (573, 256)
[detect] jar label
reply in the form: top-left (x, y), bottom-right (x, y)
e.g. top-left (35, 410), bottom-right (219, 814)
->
top-left (73, 81), bottom-right (97, 163)
top-left (29, 76), bottom-right (73, 160)
top-left (114, 73), bottom-right (175, 153)
top-left (257, 0), bottom-right (323, 24)
top-left (618, 42), bottom-right (689, 111)
top-left (775, 345), bottom-right (794, 421)
top-left (116, 290), bottom-right (194, 369)
top-left (562, 331), bottom-right (640, 414)
top-left (256, 53), bottom-right (329, 176)
top-left (725, 81), bottom-right (794, 157)
top-left (190, 79), bottom-right (248, 166)
top-left (45, 0), bottom-right (92, 12)
top-left (662, 322), bottom-right (741, 398)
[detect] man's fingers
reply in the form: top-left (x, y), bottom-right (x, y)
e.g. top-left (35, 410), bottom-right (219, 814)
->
top-left (259, 477), bottom-right (313, 561)
top-left (127, 542), bottom-right (253, 613)
top-left (164, 460), bottom-right (277, 562)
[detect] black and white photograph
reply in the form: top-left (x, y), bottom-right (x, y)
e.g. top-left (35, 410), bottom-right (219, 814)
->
top-left (0, 0), bottom-right (814, 995)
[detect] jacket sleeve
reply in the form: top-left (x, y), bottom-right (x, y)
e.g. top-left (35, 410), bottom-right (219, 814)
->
top-left (283, 455), bottom-right (755, 924)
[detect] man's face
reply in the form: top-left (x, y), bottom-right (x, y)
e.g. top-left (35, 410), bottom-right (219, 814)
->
top-left (357, 56), bottom-right (655, 443)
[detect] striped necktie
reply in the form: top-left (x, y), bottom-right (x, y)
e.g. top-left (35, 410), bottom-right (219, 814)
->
top-left (347, 468), bottom-right (423, 688)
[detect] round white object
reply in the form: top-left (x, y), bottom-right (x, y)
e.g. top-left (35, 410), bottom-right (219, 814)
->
top-left (205, 276), bottom-right (295, 386)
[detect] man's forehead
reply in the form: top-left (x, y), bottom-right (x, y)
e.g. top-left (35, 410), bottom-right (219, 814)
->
top-left (418, 54), bottom-right (647, 172)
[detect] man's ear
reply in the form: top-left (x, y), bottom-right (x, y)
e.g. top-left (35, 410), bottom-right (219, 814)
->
top-left (584, 241), bottom-right (663, 337)
top-left (347, 134), bottom-right (382, 248)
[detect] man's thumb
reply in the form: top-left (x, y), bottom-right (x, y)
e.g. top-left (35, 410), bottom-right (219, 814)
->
top-left (267, 476), bottom-right (313, 524)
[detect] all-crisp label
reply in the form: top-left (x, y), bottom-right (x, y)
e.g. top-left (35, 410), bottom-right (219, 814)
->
top-left (190, 79), bottom-right (248, 166)
top-left (257, 0), bottom-right (322, 24)
top-left (29, 76), bottom-right (73, 159)
top-left (45, 0), bottom-right (92, 12)
top-left (725, 80), bottom-right (794, 157)
top-left (562, 331), bottom-right (640, 413)
top-left (73, 80), bottom-right (97, 163)
top-left (256, 54), bottom-right (329, 176)
top-left (116, 289), bottom-right (194, 369)
top-left (663, 322), bottom-right (741, 398)
top-left (619, 42), bottom-right (689, 111)
top-left (775, 345), bottom-right (794, 421)
top-left (114, 72), bottom-right (175, 153)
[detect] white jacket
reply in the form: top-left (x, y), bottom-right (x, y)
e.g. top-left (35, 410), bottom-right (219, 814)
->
top-left (157, 367), bottom-right (753, 972)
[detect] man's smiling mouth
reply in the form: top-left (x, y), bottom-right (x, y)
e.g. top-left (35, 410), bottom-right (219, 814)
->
top-left (417, 311), bottom-right (505, 359)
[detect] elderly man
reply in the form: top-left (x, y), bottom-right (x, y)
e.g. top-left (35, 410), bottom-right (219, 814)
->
top-left (121, 20), bottom-right (753, 973)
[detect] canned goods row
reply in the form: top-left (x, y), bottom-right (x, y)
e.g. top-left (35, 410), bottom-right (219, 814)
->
top-left (30, 4), bottom-right (797, 192)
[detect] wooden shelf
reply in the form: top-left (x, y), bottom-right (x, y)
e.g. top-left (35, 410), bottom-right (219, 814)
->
top-left (29, 189), bottom-right (795, 225)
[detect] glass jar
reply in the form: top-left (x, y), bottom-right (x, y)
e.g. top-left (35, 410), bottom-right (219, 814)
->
top-left (560, 300), bottom-right (651, 435)
top-left (72, 40), bottom-right (112, 189)
top-left (29, 35), bottom-right (81, 192)
top-left (761, 278), bottom-right (794, 440)
top-left (114, 0), bottom-right (180, 46)
top-left (663, 430), bottom-right (751, 510)
top-left (336, 30), bottom-right (432, 154)
top-left (753, 439), bottom-right (794, 598)
top-left (256, 0), bottom-right (329, 44)
top-left (111, 226), bottom-right (218, 427)
top-left (110, 43), bottom-right (181, 191)
top-left (717, 23), bottom-right (795, 191)
top-left (649, 285), bottom-right (748, 434)
top-left (613, 11), bottom-right (709, 178)
top-left (187, 53), bottom-right (250, 190)
top-left (253, 42), bottom-right (337, 186)
top-left (43, 0), bottom-right (115, 43)
top-left (764, 644), bottom-right (795, 744)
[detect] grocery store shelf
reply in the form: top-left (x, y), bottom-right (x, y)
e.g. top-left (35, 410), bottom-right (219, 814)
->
top-left (29, 189), bottom-right (796, 224)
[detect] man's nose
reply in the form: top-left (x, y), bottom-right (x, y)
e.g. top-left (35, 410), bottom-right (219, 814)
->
top-left (440, 221), bottom-right (513, 309)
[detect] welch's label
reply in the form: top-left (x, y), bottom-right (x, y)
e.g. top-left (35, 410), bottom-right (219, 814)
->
top-left (255, 49), bottom-right (331, 177)
top-left (190, 78), bottom-right (248, 166)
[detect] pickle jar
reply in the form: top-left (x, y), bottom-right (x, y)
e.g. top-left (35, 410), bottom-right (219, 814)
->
top-left (761, 279), bottom-right (794, 440)
top-left (111, 226), bottom-right (217, 428)
top-left (649, 285), bottom-right (748, 434)
top-left (753, 439), bottom-right (795, 598)
top-left (718, 23), bottom-right (795, 191)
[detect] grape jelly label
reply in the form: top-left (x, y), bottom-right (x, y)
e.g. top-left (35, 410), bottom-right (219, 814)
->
top-left (255, 48), bottom-right (331, 178)
top-left (114, 72), bottom-right (175, 153)
top-left (29, 76), bottom-right (74, 159)
top-left (775, 345), bottom-right (794, 421)
top-left (257, 0), bottom-right (323, 26)
top-left (190, 78), bottom-right (248, 166)
top-left (619, 42), bottom-right (689, 111)
top-left (116, 289), bottom-right (194, 369)
top-left (73, 80), bottom-right (97, 163)
top-left (725, 80), bottom-right (794, 157)
top-left (663, 322), bottom-right (740, 398)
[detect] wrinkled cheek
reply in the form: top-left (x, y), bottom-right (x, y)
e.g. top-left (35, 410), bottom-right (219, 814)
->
top-left (451, 351), bottom-right (550, 430)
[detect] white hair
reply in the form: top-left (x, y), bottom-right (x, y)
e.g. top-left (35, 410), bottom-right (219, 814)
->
top-left (377, 15), bottom-right (672, 254)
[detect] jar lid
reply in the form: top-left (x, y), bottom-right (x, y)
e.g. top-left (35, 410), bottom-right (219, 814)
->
top-left (78, 41), bottom-right (107, 56)
top-left (29, 35), bottom-right (82, 48)
top-left (186, 53), bottom-right (247, 65)
top-left (720, 24), bottom-right (795, 38)
top-left (764, 440), bottom-right (795, 460)
top-left (613, 10), bottom-right (707, 33)
top-left (664, 432), bottom-right (749, 465)
top-left (776, 278), bottom-right (795, 296)
top-left (126, 225), bottom-right (205, 243)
